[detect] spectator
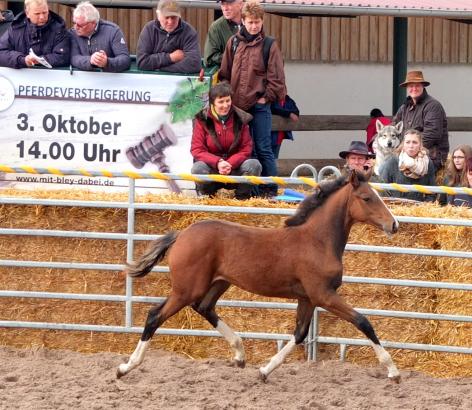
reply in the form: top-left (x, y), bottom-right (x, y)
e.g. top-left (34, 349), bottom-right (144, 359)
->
top-left (339, 140), bottom-right (375, 175)
top-left (204, 0), bottom-right (243, 68)
top-left (271, 94), bottom-right (299, 159)
top-left (380, 129), bottom-right (436, 202)
top-left (191, 81), bottom-right (262, 200)
top-left (0, 9), bottom-right (14, 37)
top-left (393, 71), bottom-right (449, 172)
top-left (137, 0), bottom-right (201, 74)
top-left (366, 108), bottom-right (391, 152)
top-left (449, 157), bottom-right (472, 207)
top-left (219, 0), bottom-right (285, 197)
top-left (444, 144), bottom-right (472, 205)
top-left (0, 0), bottom-right (70, 69)
top-left (70, 1), bottom-right (131, 72)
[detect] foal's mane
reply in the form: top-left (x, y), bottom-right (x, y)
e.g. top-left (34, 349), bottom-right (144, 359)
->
top-left (285, 173), bottom-right (367, 227)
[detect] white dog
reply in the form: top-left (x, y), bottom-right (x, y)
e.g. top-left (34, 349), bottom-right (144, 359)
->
top-left (372, 120), bottom-right (403, 175)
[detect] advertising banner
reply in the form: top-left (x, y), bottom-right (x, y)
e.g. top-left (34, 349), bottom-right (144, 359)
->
top-left (0, 67), bottom-right (210, 192)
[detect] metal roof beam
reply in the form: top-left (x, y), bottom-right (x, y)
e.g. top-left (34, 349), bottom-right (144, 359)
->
top-left (9, 0), bottom-right (471, 19)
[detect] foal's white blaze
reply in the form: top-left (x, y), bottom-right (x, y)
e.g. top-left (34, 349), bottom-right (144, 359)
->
top-left (371, 342), bottom-right (400, 379)
top-left (372, 188), bottom-right (399, 233)
top-left (216, 320), bottom-right (245, 364)
top-left (118, 339), bottom-right (149, 376)
top-left (259, 335), bottom-right (296, 379)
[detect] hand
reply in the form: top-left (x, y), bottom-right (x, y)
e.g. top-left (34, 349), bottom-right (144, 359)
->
top-left (169, 49), bottom-right (184, 63)
top-left (289, 113), bottom-right (299, 122)
top-left (25, 54), bottom-right (39, 67)
top-left (217, 160), bottom-right (232, 175)
top-left (257, 97), bottom-right (267, 105)
top-left (90, 50), bottom-right (108, 68)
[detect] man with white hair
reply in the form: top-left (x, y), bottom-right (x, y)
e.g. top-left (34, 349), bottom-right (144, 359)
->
top-left (0, 0), bottom-right (70, 68)
top-left (204, 0), bottom-right (243, 68)
top-left (70, 1), bottom-right (130, 72)
top-left (137, 0), bottom-right (201, 73)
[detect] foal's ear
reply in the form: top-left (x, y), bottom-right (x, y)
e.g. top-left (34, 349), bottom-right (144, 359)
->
top-left (349, 169), bottom-right (360, 188)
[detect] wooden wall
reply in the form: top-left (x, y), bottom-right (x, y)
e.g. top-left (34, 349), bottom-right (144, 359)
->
top-left (19, 4), bottom-right (472, 64)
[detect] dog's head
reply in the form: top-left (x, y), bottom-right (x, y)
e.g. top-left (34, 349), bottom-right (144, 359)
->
top-left (375, 120), bottom-right (403, 150)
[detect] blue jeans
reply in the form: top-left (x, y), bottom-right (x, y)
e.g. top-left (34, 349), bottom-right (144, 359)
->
top-left (249, 103), bottom-right (278, 195)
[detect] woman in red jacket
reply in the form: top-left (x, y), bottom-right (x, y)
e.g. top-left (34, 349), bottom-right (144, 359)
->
top-left (191, 81), bottom-right (262, 199)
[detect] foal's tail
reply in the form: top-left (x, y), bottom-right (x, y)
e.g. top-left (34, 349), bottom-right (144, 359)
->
top-left (125, 231), bottom-right (179, 278)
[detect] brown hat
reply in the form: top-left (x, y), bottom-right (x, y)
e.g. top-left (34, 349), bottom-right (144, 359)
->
top-left (399, 70), bottom-right (430, 87)
top-left (158, 0), bottom-right (181, 17)
top-left (339, 141), bottom-right (375, 159)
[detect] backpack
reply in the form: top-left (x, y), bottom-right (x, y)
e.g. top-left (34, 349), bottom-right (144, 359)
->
top-left (231, 35), bottom-right (275, 70)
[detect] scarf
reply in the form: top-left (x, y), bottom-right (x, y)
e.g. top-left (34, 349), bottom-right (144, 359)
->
top-left (210, 104), bottom-right (231, 124)
top-left (398, 149), bottom-right (429, 179)
top-left (239, 25), bottom-right (260, 43)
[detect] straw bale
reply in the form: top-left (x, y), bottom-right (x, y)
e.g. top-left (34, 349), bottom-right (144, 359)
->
top-left (1, 189), bottom-right (471, 377)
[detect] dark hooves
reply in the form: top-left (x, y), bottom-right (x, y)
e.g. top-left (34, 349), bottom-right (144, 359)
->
top-left (235, 359), bottom-right (246, 369)
top-left (389, 375), bottom-right (401, 384)
top-left (258, 371), bottom-right (268, 383)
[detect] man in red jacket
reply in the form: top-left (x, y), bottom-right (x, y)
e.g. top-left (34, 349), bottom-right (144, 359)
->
top-left (191, 81), bottom-right (261, 199)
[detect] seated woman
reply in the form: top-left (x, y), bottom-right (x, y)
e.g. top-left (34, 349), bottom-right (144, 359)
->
top-left (444, 144), bottom-right (472, 204)
top-left (191, 81), bottom-right (262, 200)
top-left (449, 157), bottom-right (472, 207)
top-left (380, 129), bottom-right (436, 202)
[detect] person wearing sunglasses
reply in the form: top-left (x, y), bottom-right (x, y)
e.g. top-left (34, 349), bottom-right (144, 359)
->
top-left (70, 1), bottom-right (130, 72)
top-left (0, 0), bottom-right (70, 68)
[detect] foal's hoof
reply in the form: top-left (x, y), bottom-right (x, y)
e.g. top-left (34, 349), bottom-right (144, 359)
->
top-left (234, 359), bottom-right (246, 369)
top-left (116, 364), bottom-right (127, 379)
top-left (258, 370), bottom-right (268, 383)
top-left (389, 375), bottom-right (401, 384)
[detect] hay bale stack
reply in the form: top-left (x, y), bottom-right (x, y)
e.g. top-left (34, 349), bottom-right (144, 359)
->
top-left (0, 189), bottom-right (471, 377)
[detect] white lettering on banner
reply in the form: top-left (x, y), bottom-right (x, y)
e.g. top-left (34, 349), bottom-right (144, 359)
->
top-left (0, 68), bottom-right (211, 191)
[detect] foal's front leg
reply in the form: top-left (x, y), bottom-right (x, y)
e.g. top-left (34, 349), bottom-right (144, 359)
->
top-left (321, 292), bottom-right (400, 382)
top-left (259, 298), bottom-right (314, 381)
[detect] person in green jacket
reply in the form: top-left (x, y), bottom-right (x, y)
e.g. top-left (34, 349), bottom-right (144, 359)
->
top-left (204, 0), bottom-right (243, 68)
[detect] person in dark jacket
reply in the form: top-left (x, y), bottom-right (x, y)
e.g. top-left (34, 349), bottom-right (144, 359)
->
top-left (393, 71), bottom-right (449, 172)
top-left (380, 129), bottom-right (436, 202)
top-left (191, 81), bottom-right (262, 200)
top-left (204, 0), bottom-right (243, 68)
top-left (137, 0), bottom-right (201, 74)
top-left (0, 9), bottom-right (14, 37)
top-left (270, 94), bottom-right (299, 159)
top-left (0, 0), bottom-right (70, 69)
top-left (70, 1), bottom-right (130, 72)
top-left (219, 0), bottom-right (286, 197)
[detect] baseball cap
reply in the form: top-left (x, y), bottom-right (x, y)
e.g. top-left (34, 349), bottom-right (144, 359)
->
top-left (158, 0), bottom-right (181, 17)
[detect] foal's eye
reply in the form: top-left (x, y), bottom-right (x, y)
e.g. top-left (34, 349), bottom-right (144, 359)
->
top-left (362, 197), bottom-right (370, 202)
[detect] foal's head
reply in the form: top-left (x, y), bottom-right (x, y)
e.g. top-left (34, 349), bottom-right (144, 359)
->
top-left (285, 171), bottom-right (398, 235)
top-left (345, 171), bottom-right (399, 234)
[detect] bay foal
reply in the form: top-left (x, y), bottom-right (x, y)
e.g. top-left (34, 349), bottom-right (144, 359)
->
top-left (117, 171), bottom-right (400, 382)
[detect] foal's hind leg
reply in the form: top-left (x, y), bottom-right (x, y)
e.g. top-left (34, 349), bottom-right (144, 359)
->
top-left (259, 298), bottom-right (314, 381)
top-left (117, 295), bottom-right (188, 378)
top-left (320, 291), bottom-right (400, 382)
top-left (192, 280), bottom-right (246, 367)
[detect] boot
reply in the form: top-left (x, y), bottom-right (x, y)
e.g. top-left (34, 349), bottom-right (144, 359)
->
top-left (235, 183), bottom-right (253, 200)
top-left (196, 183), bottom-right (219, 197)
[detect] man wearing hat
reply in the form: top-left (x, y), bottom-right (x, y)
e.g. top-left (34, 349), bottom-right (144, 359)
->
top-left (137, 0), bottom-right (201, 73)
top-left (393, 70), bottom-right (449, 172)
top-left (339, 141), bottom-right (376, 175)
top-left (204, 0), bottom-right (243, 68)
